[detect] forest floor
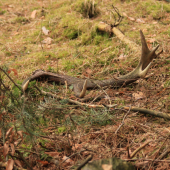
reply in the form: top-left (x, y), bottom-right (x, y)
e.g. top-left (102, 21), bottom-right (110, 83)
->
top-left (0, 0), bottom-right (170, 169)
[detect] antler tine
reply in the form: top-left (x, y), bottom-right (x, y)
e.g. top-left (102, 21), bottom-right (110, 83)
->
top-left (150, 44), bottom-right (159, 55)
top-left (79, 79), bottom-right (88, 98)
top-left (73, 79), bottom-right (88, 98)
top-left (140, 30), bottom-right (150, 55)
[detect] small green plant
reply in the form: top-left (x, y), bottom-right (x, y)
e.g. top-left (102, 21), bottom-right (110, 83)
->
top-left (63, 28), bottom-right (80, 39)
top-left (58, 126), bottom-right (66, 133)
top-left (15, 16), bottom-right (29, 24)
top-left (0, 8), bottom-right (6, 15)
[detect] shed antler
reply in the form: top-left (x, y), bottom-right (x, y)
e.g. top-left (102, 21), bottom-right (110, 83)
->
top-left (22, 30), bottom-right (162, 98)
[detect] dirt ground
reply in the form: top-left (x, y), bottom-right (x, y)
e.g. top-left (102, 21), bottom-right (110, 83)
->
top-left (0, 0), bottom-right (170, 169)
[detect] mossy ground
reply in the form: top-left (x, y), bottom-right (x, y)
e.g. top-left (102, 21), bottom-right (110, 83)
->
top-left (0, 0), bottom-right (170, 169)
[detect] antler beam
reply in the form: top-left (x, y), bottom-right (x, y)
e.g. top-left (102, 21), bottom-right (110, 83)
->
top-left (22, 30), bottom-right (162, 98)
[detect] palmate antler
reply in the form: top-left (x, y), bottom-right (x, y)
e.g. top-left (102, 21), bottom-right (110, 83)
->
top-left (22, 30), bottom-right (162, 98)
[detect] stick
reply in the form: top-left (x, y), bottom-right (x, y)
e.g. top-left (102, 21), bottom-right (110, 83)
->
top-left (0, 67), bottom-right (22, 91)
top-left (130, 140), bottom-right (152, 158)
top-left (97, 22), bottom-right (139, 52)
top-left (39, 89), bottom-right (117, 108)
top-left (123, 106), bottom-right (170, 120)
top-left (115, 106), bottom-right (131, 134)
top-left (76, 155), bottom-right (93, 170)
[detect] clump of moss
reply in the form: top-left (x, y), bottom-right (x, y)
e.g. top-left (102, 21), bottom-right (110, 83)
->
top-left (15, 16), bottom-right (29, 24)
top-left (81, 33), bottom-right (92, 45)
top-left (0, 8), bottom-right (6, 15)
top-left (57, 51), bottom-right (69, 59)
top-left (80, 27), bottom-right (111, 45)
top-left (76, 0), bottom-right (100, 18)
top-left (63, 28), bottom-right (80, 39)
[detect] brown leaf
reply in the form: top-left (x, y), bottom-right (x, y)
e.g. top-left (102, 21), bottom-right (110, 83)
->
top-left (122, 12), bottom-right (127, 17)
top-left (9, 131), bottom-right (15, 143)
top-left (127, 16), bottom-right (135, 21)
top-left (136, 18), bottom-right (145, 23)
top-left (17, 131), bottom-right (23, 141)
top-left (86, 68), bottom-right (92, 74)
top-left (31, 10), bottom-right (37, 19)
top-left (37, 160), bottom-right (49, 166)
top-left (14, 160), bottom-right (23, 168)
top-left (42, 37), bottom-right (52, 45)
top-left (10, 144), bottom-right (15, 156)
top-left (7, 69), bottom-right (18, 76)
top-left (62, 156), bottom-right (74, 165)
top-left (45, 152), bottom-right (60, 158)
top-left (0, 129), bottom-right (1, 138)
top-left (72, 143), bottom-right (83, 151)
top-left (119, 54), bottom-right (127, 60)
top-left (6, 159), bottom-right (14, 170)
top-left (5, 127), bottom-right (13, 139)
top-left (3, 142), bottom-right (9, 158)
top-left (132, 92), bottom-right (145, 100)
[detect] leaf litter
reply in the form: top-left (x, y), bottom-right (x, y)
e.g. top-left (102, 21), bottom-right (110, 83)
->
top-left (0, 0), bottom-right (169, 170)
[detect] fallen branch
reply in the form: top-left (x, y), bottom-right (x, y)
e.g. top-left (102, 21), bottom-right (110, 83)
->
top-left (130, 140), bottom-right (152, 158)
top-left (35, 86), bottom-right (169, 120)
top-left (36, 86), bottom-right (169, 120)
top-left (76, 155), bottom-right (93, 170)
top-left (115, 106), bottom-right (131, 134)
top-left (37, 88), bottom-right (117, 108)
top-left (97, 22), bottom-right (139, 52)
top-left (123, 106), bottom-right (170, 120)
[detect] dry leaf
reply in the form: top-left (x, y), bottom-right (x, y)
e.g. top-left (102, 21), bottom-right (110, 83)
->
top-left (72, 143), bottom-right (83, 151)
top-left (42, 37), bottom-right (52, 44)
top-left (45, 152), bottom-right (60, 158)
top-left (3, 142), bottom-right (9, 158)
top-left (5, 127), bottom-right (13, 139)
top-left (86, 68), bottom-right (92, 74)
top-left (6, 159), bottom-right (14, 170)
top-left (7, 69), bottom-right (18, 76)
top-left (122, 12), bottom-right (127, 17)
top-left (37, 160), bottom-right (49, 166)
top-left (136, 18), bottom-right (145, 23)
top-left (42, 26), bottom-right (49, 35)
top-left (102, 164), bottom-right (112, 170)
top-left (17, 131), bottom-right (23, 140)
top-left (10, 144), bottom-right (15, 156)
top-left (132, 92), bottom-right (145, 100)
top-left (127, 16), bottom-right (135, 21)
top-left (9, 131), bottom-right (15, 143)
top-left (152, 21), bottom-right (158, 24)
top-left (15, 160), bottom-right (23, 168)
top-left (31, 10), bottom-right (37, 19)
top-left (62, 156), bottom-right (74, 165)
top-left (119, 54), bottom-right (127, 60)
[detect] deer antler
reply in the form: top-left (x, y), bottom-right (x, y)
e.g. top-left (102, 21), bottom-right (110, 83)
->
top-left (22, 30), bottom-right (162, 98)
